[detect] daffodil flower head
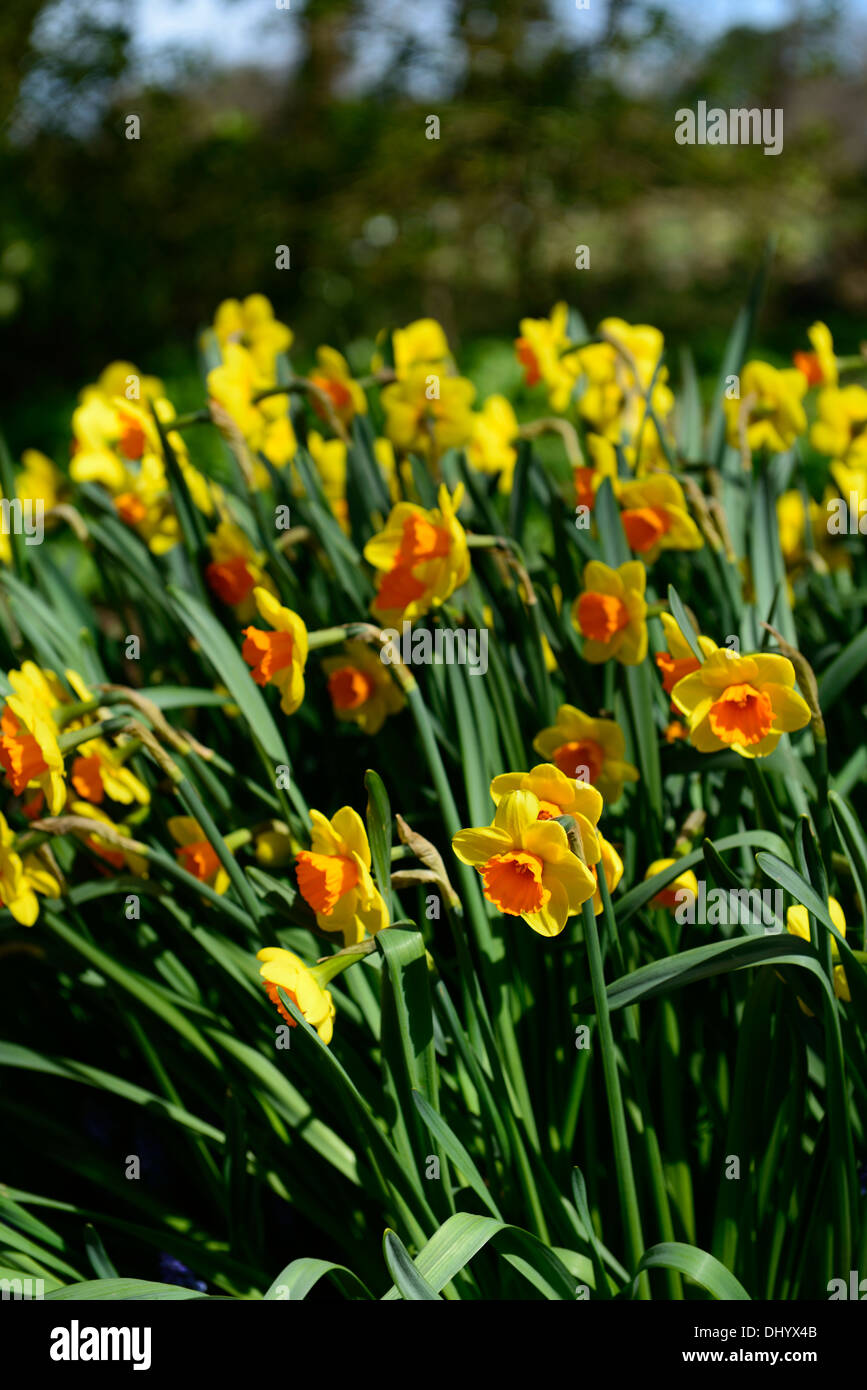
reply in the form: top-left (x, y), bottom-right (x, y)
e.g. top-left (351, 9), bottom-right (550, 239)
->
top-left (257, 947), bottom-right (336, 1044)
top-left (242, 588), bottom-right (308, 716)
top-left (321, 641), bottom-right (405, 735)
top-left (532, 703), bottom-right (639, 806)
top-left (295, 806), bottom-right (389, 946)
top-left (452, 788), bottom-right (597, 937)
top-left (671, 649), bottom-right (811, 758)
top-left (364, 483), bottom-right (470, 626)
top-left (644, 857), bottom-right (699, 912)
top-left (572, 560), bottom-right (647, 665)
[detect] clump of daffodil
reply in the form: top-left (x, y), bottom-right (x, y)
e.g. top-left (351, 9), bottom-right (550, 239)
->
top-left (380, 365), bottom-right (476, 458)
top-left (0, 811), bottom-right (61, 925)
top-left (242, 587), bottom-right (308, 716)
top-left (321, 641), bottom-right (405, 735)
top-left (466, 395), bottom-right (520, 493)
top-left (617, 475), bottom-right (703, 561)
top-left (308, 346), bottom-right (367, 427)
top-left (452, 788), bottom-right (597, 937)
top-left (364, 483), bottom-right (470, 627)
top-left (575, 319), bottom-right (675, 472)
top-left (256, 946), bottom-right (338, 1044)
top-left (294, 806), bottom-right (389, 946)
top-left (515, 303), bottom-right (582, 413)
top-left (489, 764), bottom-right (603, 869)
top-left (670, 649), bottom-right (811, 758)
top-left (810, 385), bottom-right (867, 470)
top-left (305, 431), bottom-right (351, 533)
top-left (205, 519), bottom-right (276, 619)
top-left (723, 361), bottom-right (807, 455)
top-left (793, 321), bottom-right (837, 389)
top-left (786, 896), bottom-right (850, 1004)
top-left (532, 703), bottom-right (639, 805)
top-left (644, 858), bottom-right (699, 911)
top-left (72, 367), bottom-right (218, 553)
top-left (655, 612), bottom-right (718, 702)
top-left (572, 560), bottom-right (647, 665)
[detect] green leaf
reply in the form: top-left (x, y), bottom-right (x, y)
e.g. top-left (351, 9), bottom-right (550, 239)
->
top-left (382, 1230), bottom-right (442, 1300)
top-left (818, 627), bottom-right (867, 711)
top-left (84, 1226), bottom-right (118, 1280)
top-left (263, 1258), bottom-right (372, 1301)
top-left (667, 583), bottom-right (705, 664)
top-left (629, 1243), bottom-right (751, 1301)
top-left (614, 831), bottom-right (792, 926)
top-left (364, 769), bottom-right (394, 918)
top-left (46, 1279), bottom-right (211, 1300)
top-left (411, 1090), bottom-right (500, 1219)
top-left (381, 1212), bottom-right (579, 1300)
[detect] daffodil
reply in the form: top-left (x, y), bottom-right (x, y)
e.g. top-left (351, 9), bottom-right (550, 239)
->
top-left (206, 520), bottom-right (276, 618)
top-left (364, 483), bottom-right (470, 626)
top-left (308, 346), bottom-right (367, 426)
top-left (793, 322), bottom-right (837, 389)
top-left (810, 385), bottom-right (867, 469)
top-left (466, 395), bottom-right (519, 493)
top-left (242, 587), bottom-right (308, 716)
top-left (489, 764), bottom-right (602, 868)
top-left (452, 789), bottom-right (596, 937)
top-left (786, 896), bottom-right (850, 1003)
top-left (257, 946), bottom-right (336, 1043)
top-left (532, 704), bottom-right (639, 805)
top-left (294, 806), bottom-right (389, 946)
top-left (207, 343), bottom-right (297, 473)
top-left (70, 740), bottom-right (150, 808)
top-left (572, 560), bottom-right (647, 665)
top-left (0, 812), bottom-right (61, 925)
top-left (211, 294), bottom-right (293, 379)
top-left (306, 432), bottom-right (350, 533)
top-left (724, 361), bottom-right (807, 455)
top-left (391, 318), bottom-right (452, 379)
top-left (644, 857), bottom-right (699, 911)
top-left (168, 816), bottom-right (228, 893)
top-left (0, 666), bottom-right (66, 814)
top-left (670, 649), bottom-right (811, 758)
top-left (321, 641), bottom-right (405, 735)
top-left (655, 612), bottom-right (718, 699)
top-left (618, 475), bottom-right (703, 561)
top-left (380, 366), bottom-right (475, 457)
top-left (515, 303), bottom-right (582, 413)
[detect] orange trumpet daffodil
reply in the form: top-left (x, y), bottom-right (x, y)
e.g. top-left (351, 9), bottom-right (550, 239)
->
top-left (242, 587), bottom-right (308, 716)
top-left (670, 649), bottom-right (811, 758)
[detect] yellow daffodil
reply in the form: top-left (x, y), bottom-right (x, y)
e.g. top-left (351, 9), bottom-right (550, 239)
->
top-left (257, 946), bottom-right (336, 1044)
top-left (793, 322), bottom-right (837, 389)
top-left (0, 666), bottom-right (66, 814)
top-left (644, 857), bottom-right (699, 911)
top-left (391, 318), bottom-right (452, 379)
top-left (0, 812), bottom-right (61, 925)
top-left (655, 612), bottom-right (718, 700)
top-left (786, 896), bottom-right (850, 1003)
top-left (452, 789), bottom-right (596, 937)
top-left (533, 704), bottom-right (639, 805)
top-left (365, 483), bottom-right (470, 626)
top-left (574, 435), bottom-right (619, 515)
top-left (242, 587), bottom-right (308, 716)
top-left (207, 343), bottom-right (297, 472)
top-left (294, 806), bottom-right (389, 946)
top-left (70, 739), bottom-right (150, 808)
top-left (205, 520), bottom-right (276, 619)
top-left (168, 816), bottom-right (228, 893)
top-left (489, 764), bottom-right (603, 868)
top-left (515, 303), bottom-right (582, 413)
top-left (254, 825), bottom-right (300, 867)
top-left (212, 294), bottom-right (293, 379)
top-left (321, 641), bottom-right (405, 735)
top-left (618, 475), bottom-right (703, 561)
top-left (810, 385), bottom-right (867, 469)
top-left (380, 365), bottom-right (475, 457)
top-left (308, 346), bottom-right (367, 426)
top-left (724, 361), bottom-right (807, 455)
top-left (466, 395), bottom-right (519, 492)
top-left (572, 560), bottom-right (647, 665)
top-left (671, 649), bottom-right (811, 758)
